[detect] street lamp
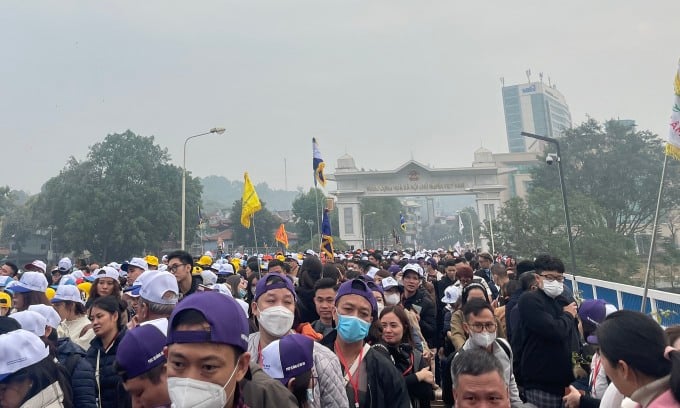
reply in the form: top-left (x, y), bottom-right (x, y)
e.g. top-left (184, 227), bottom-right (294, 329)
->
top-left (457, 210), bottom-right (475, 249)
top-left (305, 220), bottom-right (314, 248)
top-left (182, 127), bottom-right (226, 250)
top-left (522, 131), bottom-right (577, 275)
top-left (362, 212), bottom-right (377, 249)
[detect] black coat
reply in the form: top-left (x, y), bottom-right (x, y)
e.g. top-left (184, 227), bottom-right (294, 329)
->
top-left (86, 329), bottom-right (132, 408)
top-left (321, 330), bottom-right (411, 408)
top-left (517, 290), bottom-right (576, 395)
top-left (403, 288), bottom-right (437, 348)
top-left (57, 337), bottom-right (98, 408)
top-left (385, 343), bottom-right (433, 408)
top-left (475, 268), bottom-right (499, 299)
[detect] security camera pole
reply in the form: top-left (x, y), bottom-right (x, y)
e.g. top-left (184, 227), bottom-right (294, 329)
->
top-left (522, 132), bottom-right (577, 276)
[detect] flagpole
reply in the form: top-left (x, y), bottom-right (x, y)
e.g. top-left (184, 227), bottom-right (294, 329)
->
top-left (641, 154), bottom-right (669, 313)
top-left (314, 181), bottom-right (322, 251)
top-left (252, 214), bottom-right (261, 273)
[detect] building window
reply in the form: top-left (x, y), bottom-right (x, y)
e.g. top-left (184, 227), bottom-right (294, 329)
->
top-left (344, 208), bottom-right (354, 235)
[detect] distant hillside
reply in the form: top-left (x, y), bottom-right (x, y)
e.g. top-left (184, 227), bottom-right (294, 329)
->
top-left (201, 176), bottom-right (300, 212)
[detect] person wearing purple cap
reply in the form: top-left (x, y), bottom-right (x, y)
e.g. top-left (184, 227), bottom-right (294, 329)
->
top-left (115, 325), bottom-right (171, 408)
top-left (165, 291), bottom-right (297, 408)
top-left (248, 273), bottom-right (348, 408)
top-left (321, 278), bottom-right (410, 408)
top-left (261, 334), bottom-right (315, 407)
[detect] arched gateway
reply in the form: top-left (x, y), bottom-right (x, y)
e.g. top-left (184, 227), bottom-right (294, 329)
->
top-left (329, 148), bottom-right (537, 250)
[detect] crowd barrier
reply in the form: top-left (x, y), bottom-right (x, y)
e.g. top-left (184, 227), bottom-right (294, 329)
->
top-left (564, 274), bottom-right (680, 327)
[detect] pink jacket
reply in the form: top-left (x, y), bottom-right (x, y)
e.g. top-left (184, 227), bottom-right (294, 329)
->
top-left (648, 389), bottom-right (680, 408)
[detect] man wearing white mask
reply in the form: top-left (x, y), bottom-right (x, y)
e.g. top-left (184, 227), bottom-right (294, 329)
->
top-left (247, 272), bottom-right (348, 408)
top-left (455, 298), bottom-right (523, 407)
top-left (517, 254), bottom-right (578, 408)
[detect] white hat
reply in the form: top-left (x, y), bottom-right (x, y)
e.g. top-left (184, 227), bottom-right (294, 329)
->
top-left (217, 263), bottom-right (235, 276)
top-left (28, 304), bottom-right (61, 329)
top-left (23, 260), bottom-right (47, 274)
top-left (71, 270), bottom-right (85, 280)
top-left (139, 272), bottom-right (179, 305)
top-left (0, 330), bottom-right (50, 381)
top-left (402, 263), bottom-right (424, 278)
top-left (157, 264), bottom-right (168, 272)
top-left (11, 310), bottom-right (47, 336)
top-left (234, 252), bottom-right (242, 259)
top-left (125, 270), bottom-right (160, 298)
top-left (382, 277), bottom-right (400, 291)
top-left (366, 266), bottom-right (380, 279)
top-left (58, 274), bottom-right (77, 286)
top-left (212, 283), bottom-right (233, 297)
top-left (441, 285), bottom-right (461, 304)
top-left (201, 270), bottom-right (218, 287)
top-left (57, 257), bottom-right (72, 272)
top-left (10, 271), bottom-right (48, 293)
top-left (107, 262), bottom-right (122, 270)
top-left (94, 266), bottom-right (120, 281)
top-left (122, 257), bottom-right (148, 272)
top-left (51, 284), bottom-right (85, 305)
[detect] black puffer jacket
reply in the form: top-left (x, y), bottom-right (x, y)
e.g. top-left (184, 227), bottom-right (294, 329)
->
top-left (86, 329), bottom-right (131, 408)
top-left (402, 288), bottom-right (437, 348)
top-left (57, 337), bottom-right (98, 408)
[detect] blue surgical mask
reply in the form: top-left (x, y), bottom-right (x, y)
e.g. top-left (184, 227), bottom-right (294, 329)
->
top-left (337, 314), bottom-right (370, 343)
top-left (239, 288), bottom-right (247, 299)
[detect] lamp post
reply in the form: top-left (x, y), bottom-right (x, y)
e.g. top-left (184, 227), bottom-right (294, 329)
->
top-left (457, 210), bottom-right (475, 250)
top-left (362, 212), bottom-right (376, 249)
top-left (305, 220), bottom-right (314, 248)
top-left (521, 131), bottom-right (577, 275)
top-left (182, 127), bottom-right (226, 250)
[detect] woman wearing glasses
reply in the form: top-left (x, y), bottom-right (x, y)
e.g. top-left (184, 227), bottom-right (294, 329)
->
top-left (378, 304), bottom-right (435, 408)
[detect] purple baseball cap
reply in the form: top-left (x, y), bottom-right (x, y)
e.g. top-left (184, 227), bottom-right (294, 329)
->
top-left (254, 272), bottom-right (297, 302)
top-left (116, 325), bottom-right (166, 379)
top-left (365, 280), bottom-right (384, 295)
top-left (261, 334), bottom-right (314, 385)
top-left (167, 291), bottom-right (249, 351)
top-left (335, 279), bottom-right (378, 317)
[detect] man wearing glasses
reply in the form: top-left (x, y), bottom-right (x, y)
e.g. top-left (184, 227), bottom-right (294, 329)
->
top-left (165, 250), bottom-right (201, 300)
top-left (456, 298), bottom-right (523, 407)
top-left (517, 254), bottom-right (578, 408)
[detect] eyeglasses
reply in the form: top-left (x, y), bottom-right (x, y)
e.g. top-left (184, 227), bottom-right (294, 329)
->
top-left (168, 263), bottom-right (187, 274)
top-left (468, 322), bottom-right (497, 333)
top-left (540, 274), bottom-right (564, 282)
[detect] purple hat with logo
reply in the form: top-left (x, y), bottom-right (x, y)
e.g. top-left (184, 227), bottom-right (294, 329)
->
top-left (116, 325), bottom-right (167, 379)
top-left (261, 334), bottom-right (314, 385)
top-left (254, 272), bottom-right (297, 302)
top-left (167, 291), bottom-right (249, 352)
top-left (335, 279), bottom-right (378, 317)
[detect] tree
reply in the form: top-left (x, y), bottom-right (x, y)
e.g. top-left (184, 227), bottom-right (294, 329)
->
top-left (228, 199), bottom-right (279, 249)
top-left (530, 119), bottom-right (680, 236)
top-left (31, 131), bottom-right (202, 261)
top-left (291, 188), bottom-right (339, 238)
top-left (360, 197), bottom-right (404, 248)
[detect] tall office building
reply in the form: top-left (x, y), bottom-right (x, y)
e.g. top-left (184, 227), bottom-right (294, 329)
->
top-left (502, 81), bottom-right (572, 153)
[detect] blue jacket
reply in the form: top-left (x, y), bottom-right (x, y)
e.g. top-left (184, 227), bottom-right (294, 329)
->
top-left (57, 337), bottom-right (98, 408)
top-left (86, 329), bottom-right (132, 408)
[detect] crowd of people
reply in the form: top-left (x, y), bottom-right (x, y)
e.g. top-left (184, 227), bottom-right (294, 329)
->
top-left (0, 248), bottom-right (679, 408)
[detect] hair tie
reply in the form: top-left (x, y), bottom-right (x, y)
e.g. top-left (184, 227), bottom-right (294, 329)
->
top-left (664, 346), bottom-right (677, 360)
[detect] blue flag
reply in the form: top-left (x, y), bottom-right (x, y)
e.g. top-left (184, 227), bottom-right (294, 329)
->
top-left (313, 138), bottom-right (326, 187)
top-left (400, 213), bottom-right (407, 232)
top-left (320, 209), bottom-right (334, 258)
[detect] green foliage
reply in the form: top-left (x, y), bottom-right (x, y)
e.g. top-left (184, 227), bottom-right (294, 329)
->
top-left (228, 199), bottom-right (279, 248)
top-left (293, 234), bottom-right (349, 252)
top-left (31, 131), bottom-right (202, 261)
top-left (291, 188), bottom-right (339, 239)
top-left (360, 197), bottom-right (404, 247)
top-left (0, 201), bottom-right (38, 254)
top-left (530, 119), bottom-right (680, 236)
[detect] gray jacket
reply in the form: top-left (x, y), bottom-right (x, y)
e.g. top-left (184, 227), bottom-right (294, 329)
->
top-left (248, 331), bottom-right (349, 408)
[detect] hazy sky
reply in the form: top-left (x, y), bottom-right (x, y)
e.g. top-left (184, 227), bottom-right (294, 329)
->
top-left (2, 1), bottom-right (678, 194)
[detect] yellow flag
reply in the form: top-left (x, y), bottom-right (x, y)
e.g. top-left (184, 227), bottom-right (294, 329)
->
top-left (241, 172), bottom-right (262, 228)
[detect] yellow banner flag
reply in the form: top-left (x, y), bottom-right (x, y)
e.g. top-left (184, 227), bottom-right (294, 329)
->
top-left (241, 172), bottom-right (262, 228)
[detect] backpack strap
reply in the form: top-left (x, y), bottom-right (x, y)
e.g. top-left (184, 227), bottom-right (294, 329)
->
top-left (495, 337), bottom-right (512, 360)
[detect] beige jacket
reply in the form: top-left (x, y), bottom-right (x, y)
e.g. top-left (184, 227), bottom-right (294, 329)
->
top-left (57, 314), bottom-right (95, 350)
top-left (21, 381), bottom-right (64, 408)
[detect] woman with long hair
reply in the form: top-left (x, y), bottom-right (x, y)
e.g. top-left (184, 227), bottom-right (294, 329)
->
top-left (598, 310), bottom-right (680, 407)
top-left (377, 305), bottom-right (434, 408)
top-left (0, 329), bottom-right (73, 407)
top-left (86, 267), bottom-right (122, 308)
top-left (52, 285), bottom-right (94, 351)
top-left (85, 296), bottom-right (131, 408)
top-left (9, 272), bottom-right (51, 312)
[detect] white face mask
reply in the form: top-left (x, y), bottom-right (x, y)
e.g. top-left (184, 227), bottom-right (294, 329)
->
top-left (168, 361), bottom-right (240, 408)
top-left (258, 305), bottom-right (295, 337)
top-left (470, 331), bottom-right (496, 348)
top-left (541, 280), bottom-right (564, 298)
top-left (385, 293), bottom-right (401, 306)
top-left (377, 302), bottom-right (385, 316)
